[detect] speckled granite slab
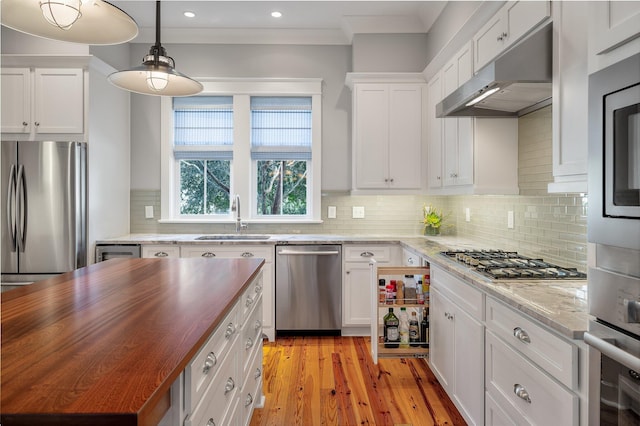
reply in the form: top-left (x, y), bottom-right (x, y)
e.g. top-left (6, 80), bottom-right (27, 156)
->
top-left (98, 233), bottom-right (589, 339)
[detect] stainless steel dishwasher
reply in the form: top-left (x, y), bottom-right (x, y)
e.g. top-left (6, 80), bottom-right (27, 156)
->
top-left (276, 244), bottom-right (342, 334)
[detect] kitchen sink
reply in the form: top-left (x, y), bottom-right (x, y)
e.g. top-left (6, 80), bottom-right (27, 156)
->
top-left (195, 235), bottom-right (271, 241)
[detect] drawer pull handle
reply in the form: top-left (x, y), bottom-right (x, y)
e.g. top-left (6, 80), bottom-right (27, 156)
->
top-left (246, 295), bottom-right (254, 307)
top-left (155, 251), bottom-right (168, 257)
top-left (202, 252), bottom-right (216, 257)
top-left (513, 327), bottom-right (531, 344)
top-left (255, 320), bottom-right (262, 332)
top-left (203, 352), bottom-right (217, 374)
top-left (224, 377), bottom-right (235, 394)
top-left (255, 368), bottom-right (262, 379)
top-left (206, 419), bottom-right (215, 426)
top-left (407, 257), bottom-right (414, 264)
top-left (245, 393), bottom-right (254, 407)
top-left (514, 384), bottom-right (531, 403)
top-left (225, 323), bottom-right (236, 338)
top-left (360, 251), bottom-right (374, 257)
top-left (241, 252), bottom-right (254, 257)
top-left (246, 337), bottom-right (254, 350)
top-left (255, 284), bottom-right (262, 294)
top-left (444, 312), bottom-right (454, 320)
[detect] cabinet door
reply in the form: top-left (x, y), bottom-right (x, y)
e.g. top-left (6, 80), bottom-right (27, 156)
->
top-left (455, 118), bottom-right (474, 186)
top-left (442, 117), bottom-right (458, 187)
top-left (453, 302), bottom-right (485, 425)
top-left (429, 287), bottom-right (454, 389)
top-left (474, 13), bottom-right (504, 71)
top-left (354, 85), bottom-right (389, 189)
top-left (34, 68), bottom-right (84, 134)
top-left (388, 85), bottom-right (422, 189)
top-left (590, 1), bottom-right (640, 55)
top-left (503, 0), bottom-right (550, 51)
top-left (427, 73), bottom-right (443, 189)
top-left (550, 1), bottom-right (588, 192)
top-left (1, 68), bottom-right (30, 134)
top-left (343, 262), bottom-right (373, 326)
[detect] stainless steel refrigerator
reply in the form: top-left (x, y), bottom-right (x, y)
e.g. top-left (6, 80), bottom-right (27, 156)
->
top-left (1, 141), bottom-right (87, 286)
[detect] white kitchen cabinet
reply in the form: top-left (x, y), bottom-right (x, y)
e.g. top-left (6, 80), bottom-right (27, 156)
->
top-left (346, 74), bottom-right (426, 193)
top-left (549, 1), bottom-right (589, 193)
top-left (141, 245), bottom-right (181, 258)
top-left (343, 244), bottom-right (400, 330)
top-left (427, 72), bottom-right (444, 190)
top-left (1, 67), bottom-right (85, 139)
top-left (589, 1), bottom-right (640, 58)
top-left (402, 248), bottom-right (422, 267)
top-left (429, 267), bottom-right (485, 425)
top-left (181, 244), bottom-right (275, 342)
top-left (473, 1), bottom-right (551, 71)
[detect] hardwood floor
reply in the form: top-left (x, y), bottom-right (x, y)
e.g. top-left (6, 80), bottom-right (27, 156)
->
top-left (250, 336), bottom-right (466, 426)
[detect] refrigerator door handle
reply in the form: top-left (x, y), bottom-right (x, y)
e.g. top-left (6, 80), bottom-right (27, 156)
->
top-left (6, 164), bottom-right (17, 251)
top-left (16, 164), bottom-right (26, 252)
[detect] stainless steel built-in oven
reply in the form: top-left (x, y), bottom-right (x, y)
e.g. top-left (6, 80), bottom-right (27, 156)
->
top-left (586, 51), bottom-right (640, 425)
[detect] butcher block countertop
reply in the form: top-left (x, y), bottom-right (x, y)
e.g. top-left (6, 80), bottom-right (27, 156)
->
top-left (1, 257), bottom-right (264, 426)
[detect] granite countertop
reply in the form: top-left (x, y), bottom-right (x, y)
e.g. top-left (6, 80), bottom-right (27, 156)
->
top-left (97, 233), bottom-right (589, 340)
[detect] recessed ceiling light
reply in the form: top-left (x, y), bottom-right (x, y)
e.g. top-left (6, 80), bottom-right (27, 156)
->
top-left (271, 11), bottom-right (282, 18)
top-left (184, 11), bottom-right (196, 18)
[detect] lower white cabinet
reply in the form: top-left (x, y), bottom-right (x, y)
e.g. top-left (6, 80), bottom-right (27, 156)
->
top-left (181, 244), bottom-right (275, 342)
top-left (343, 244), bottom-right (400, 329)
top-left (429, 267), bottom-right (484, 425)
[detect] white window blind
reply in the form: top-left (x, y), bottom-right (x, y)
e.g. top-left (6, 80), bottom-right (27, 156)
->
top-left (173, 96), bottom-right (233, 160)
top-left (250, 96), bottom-right (312, 160)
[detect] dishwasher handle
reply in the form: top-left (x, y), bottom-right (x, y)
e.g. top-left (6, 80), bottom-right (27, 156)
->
top-left (278, 250), bottom-right (340, 256)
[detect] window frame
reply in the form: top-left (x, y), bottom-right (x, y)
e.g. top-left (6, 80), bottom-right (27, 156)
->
top-left (160, 78), bottom-right (322, 224)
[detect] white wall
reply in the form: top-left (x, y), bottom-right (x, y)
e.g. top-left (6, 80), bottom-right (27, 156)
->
top-left (352, 33), bottom-right (429, 72)
top-left (127, 42), bottom-right (353, 191)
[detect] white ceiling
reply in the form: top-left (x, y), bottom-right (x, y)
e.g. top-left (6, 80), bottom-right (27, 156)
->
top-left (109, 1), bottom-right (447, 45)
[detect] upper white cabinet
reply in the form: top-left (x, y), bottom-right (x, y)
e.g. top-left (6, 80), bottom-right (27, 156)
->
top-left (549, 1), bottom-right (589, 193)
top-left (1, 66), bottom-right (85, 139)
top-left (589, 1), bottom-right (640, 57)
top-left (427, 73), bottom-right (444, 190)
top-left (473, 1), bottom-right (551, 71)
top-left (346, 74), bottom-right (426, 193)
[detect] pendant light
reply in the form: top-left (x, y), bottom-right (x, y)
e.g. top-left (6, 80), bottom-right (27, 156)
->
top-left (108, 1), bottom-right (203, 97)
top-left (1, 0), bottom-right (138, 45)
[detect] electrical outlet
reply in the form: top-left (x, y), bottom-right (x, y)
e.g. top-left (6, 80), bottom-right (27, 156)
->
top-left (465, 207), bottom-right (471, 222)
top-left (507, 211), bottom-right (514, 229)
top-left (352, 206), bottom-right (365, 219)
top-left (328, 206), bottom-right (337, 219)
top-left (145, 206), bottom-right (154, 219)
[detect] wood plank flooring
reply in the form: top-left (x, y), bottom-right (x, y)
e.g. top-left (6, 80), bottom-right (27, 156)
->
top-left (250, 336), bottom-right (467, 426)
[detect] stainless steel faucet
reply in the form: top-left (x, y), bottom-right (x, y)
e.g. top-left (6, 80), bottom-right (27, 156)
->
top-left (231, 194), bottom-right (248, 233)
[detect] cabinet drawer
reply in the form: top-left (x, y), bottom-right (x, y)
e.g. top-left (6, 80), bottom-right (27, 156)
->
top-left (185, 340), bottom-right (240, 426)
top-left (182, 245), bottom-right (273, 262)
top-left (242, 297), bottom-right (263, 375)
top-left (185, 302), bottom-right (240, 412)
top-left (344, 245), bottom-right (391, 262)
top-left (141, 245), bottom-right (180, 258)
top-left (486, 331), bottom-right (578, 426)
top-left (485, 297), bottom-right (577, 389)
top-left (239, 340), bottom-right (264, 426)
top-left (431, 267), bottom-right (484, 321)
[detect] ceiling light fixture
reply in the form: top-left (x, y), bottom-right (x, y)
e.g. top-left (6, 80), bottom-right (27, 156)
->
top-left (1, 0), bottom-right (138, 45)
top-left (271, 11), bottom-right (283, 18)
top-left (108, 0), bottom-right (203, 97)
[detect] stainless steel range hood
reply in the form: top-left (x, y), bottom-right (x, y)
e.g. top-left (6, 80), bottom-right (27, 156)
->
top-left (436, 23), bottom-right (552, 118)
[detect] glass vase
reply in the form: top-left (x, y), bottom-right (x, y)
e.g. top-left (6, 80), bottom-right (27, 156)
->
top-left (424, 226), bottom-right (440, 236)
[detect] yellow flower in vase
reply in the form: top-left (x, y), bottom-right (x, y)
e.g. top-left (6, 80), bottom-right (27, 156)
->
top-left (423, 204), bottom-right (444, 236)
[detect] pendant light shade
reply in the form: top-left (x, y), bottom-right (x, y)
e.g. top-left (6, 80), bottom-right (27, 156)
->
top-left (1, 0), bottom-right (138, 45)
top-left (108, 1), bottom-right (203, 97)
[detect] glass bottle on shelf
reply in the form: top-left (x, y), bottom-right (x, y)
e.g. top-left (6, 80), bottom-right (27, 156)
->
top-left (383, 308), bottom-right (400, 348)
top-left (421, 307), bottom-right (429, 348)
top-left (399, 307), bottom-right (410, 348)
top-left (409, 311), bottom-right (420, 347)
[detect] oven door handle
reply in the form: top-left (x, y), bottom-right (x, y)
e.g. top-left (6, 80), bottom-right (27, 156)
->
top-left (584, 332), bottom-right (640, 372)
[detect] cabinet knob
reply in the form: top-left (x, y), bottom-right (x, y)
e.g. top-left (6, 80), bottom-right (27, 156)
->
top-left (154, 251), bottom-right (168, 257)
top-left (384, 178), bottom-right (389, 183)
top-left (513, 327), bottom-right (531, 344)
top-left (22, 121), bottom-right (28, 126)
top-left (513, 384), bottom-right (532, 403)
top-left (246, 337), bottom-right (254, 350)
top-left (225, 323), bottom-right (236, 338)
top-left (224, 377), bottom-right (235, 394)
top-left (34, 122), bottom-right (40, 126)
top-left (437, 176), bottom-right (441, 180)
top-left (203, 351), bottom-right (217, 374)
top-left (390, 178), bottom-right (394, 183)
top-left (407, 258), bottom-right (414, 265)
top-left (202, 252), bottom-right (216, 257)
top-left (255, 367), bottom-right (262, 379)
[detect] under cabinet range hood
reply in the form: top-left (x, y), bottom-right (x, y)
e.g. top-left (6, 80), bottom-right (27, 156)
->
top-left (437, 23), bottom-right (552, 118)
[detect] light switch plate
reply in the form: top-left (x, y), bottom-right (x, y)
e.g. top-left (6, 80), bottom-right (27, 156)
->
top-left (465, 207), bottom-right (471, 222)
top-left (507, 211), bottom-right (514, 229)
top-left (328, 206), bottom-right (337, 219)
top-left (145, 205), bottom-right (154, 219)
top-left (352, 206), bottom-right (365, 219)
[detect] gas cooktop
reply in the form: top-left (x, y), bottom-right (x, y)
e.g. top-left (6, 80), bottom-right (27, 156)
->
top-left (440, 250), bottom-right (587, 280)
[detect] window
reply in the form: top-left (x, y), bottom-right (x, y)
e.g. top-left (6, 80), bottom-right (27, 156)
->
top-left (251, 97), bottom-right (311, 216)
top-left (160, 79), bottom-right (322, 223)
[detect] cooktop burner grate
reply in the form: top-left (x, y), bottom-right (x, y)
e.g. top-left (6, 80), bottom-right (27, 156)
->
top-left (440, 250), bottom-right (587, 280)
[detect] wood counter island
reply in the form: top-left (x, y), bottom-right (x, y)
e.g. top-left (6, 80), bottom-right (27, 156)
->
top-left (1, 257), bottom-right (265, 426)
